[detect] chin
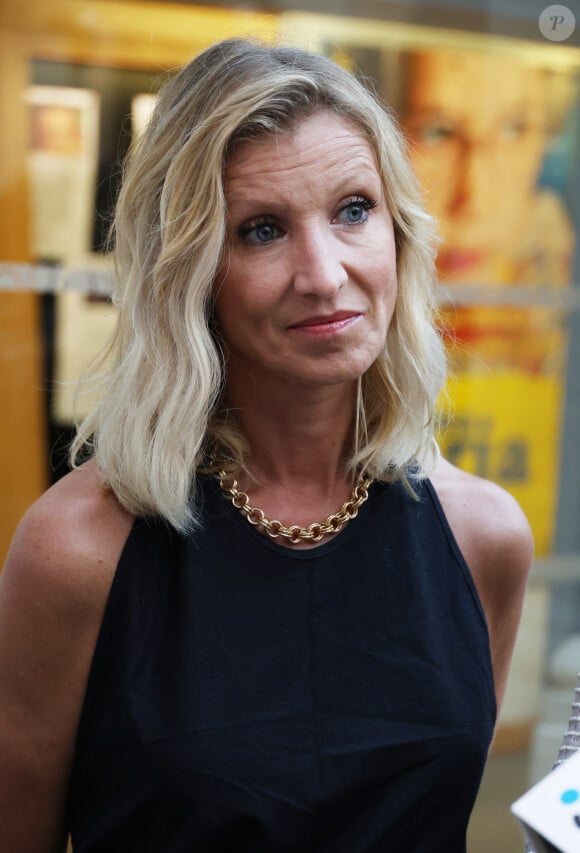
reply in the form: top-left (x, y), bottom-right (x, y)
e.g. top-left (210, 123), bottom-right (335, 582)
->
top-left (295, 352), bottom-right (381, 387)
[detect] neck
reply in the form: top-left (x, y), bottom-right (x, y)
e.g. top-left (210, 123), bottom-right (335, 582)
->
top-left (223, 375), bottom-right (358, 489)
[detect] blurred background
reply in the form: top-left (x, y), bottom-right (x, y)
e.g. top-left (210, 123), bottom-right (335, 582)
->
top-left (1, 0), bottom-right (579, 849)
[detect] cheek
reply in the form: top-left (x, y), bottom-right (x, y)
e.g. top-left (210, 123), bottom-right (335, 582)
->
top-left (213, 272), bottom-right (250, 344)
top-left (212, 280), bottom-right (233, 332)
top-left (507, 156), bottom-right (543, 200)
top-left (372, 264), bottom-right (397, 331)
top-left (384, 284), bottom-right (398, 331)
top-left (215, 259), bottom-right (251, 314)
top-left (214, 274), bottom-right (274, 339)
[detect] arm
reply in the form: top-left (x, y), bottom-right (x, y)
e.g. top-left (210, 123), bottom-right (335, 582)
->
top-left (431, 458), bottom-right (534, 714)
top-left (0, 466), bottom-right (132, 852)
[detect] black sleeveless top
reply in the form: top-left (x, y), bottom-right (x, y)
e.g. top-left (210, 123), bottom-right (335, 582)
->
top-left (67, 476), bottom-right (496, 852)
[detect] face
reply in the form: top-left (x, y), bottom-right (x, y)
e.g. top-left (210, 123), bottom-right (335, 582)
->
top-left (215, 111), bottom-right (398, 394)
top-left (401, 51), bottom-right (548, 281)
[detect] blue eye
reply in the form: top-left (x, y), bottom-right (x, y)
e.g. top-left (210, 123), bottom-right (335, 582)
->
top-left (241, 220), bottom-right (279, 245)
top-left (253, 223), bottom-right (278, 243)
top-left (337, 198), bottom-right (377, 225)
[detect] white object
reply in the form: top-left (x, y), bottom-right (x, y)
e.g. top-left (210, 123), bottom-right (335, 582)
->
top-left (512, 747), bottom-right (580, 852)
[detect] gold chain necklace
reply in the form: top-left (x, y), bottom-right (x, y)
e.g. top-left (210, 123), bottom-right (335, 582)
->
top-left (217, 468), bottom-right (372, 545)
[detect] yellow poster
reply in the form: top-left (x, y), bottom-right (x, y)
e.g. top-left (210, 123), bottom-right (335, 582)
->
top-left (438, 370), bottom-right (564, 556)
top-left (436, 297), bottom-right (569, 556)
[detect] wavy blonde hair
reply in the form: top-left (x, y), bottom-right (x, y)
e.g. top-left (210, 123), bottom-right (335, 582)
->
top-left (71, 37), bottom-right (446, 531)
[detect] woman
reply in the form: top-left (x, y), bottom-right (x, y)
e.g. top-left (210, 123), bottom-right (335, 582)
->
top-left (398, 47), bottom-right (574, 373)
top-left (0, 38), bottom-right (532, 852)
top-left (399, 48), bottom-right (574, 286)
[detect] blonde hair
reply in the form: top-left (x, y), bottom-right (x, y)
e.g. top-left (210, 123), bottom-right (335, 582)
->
top-left (71, 37), bottom-right (446, 531)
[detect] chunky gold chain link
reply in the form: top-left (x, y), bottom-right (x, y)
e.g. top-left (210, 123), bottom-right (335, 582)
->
top-left (217, 470), bottom-right (371, 544)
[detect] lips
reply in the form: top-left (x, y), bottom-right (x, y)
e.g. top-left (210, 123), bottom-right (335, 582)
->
top-left (437, 249), bottom-right (486, 275)
top-left (289, 311), bottom-right (361, 330)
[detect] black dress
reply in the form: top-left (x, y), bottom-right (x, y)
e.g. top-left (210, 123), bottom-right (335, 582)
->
top-left (67, 476), bottom-right (496, 852)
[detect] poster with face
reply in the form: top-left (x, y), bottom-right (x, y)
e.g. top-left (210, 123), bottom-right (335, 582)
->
top-left (398, 50), bottom-right (575, 287)
top-left (396, 48), bottom-right (576, 378)
top-left (281, 13), bottom-right (580, 555)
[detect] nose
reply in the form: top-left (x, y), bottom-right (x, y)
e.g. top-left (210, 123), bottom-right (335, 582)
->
top-left (447, 137), bottom-right (491, 219)
top-left (292, 227), bottom-right (348, 298)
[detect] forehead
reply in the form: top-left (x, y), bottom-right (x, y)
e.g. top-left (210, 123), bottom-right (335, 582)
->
top-left (223, 111), bottom-right (381, 198)
top-left (406, 51), bottom-right (546, 119)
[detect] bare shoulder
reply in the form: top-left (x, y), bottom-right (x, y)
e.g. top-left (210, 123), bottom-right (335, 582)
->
top-left (0, 460), bottom-right (133, 713)
top-left (0, 462), bottom-right (134, 851)
top-left (4, 460), bottom-right (134, 601)
top-left (429, 456), bottom-right (533, 578)
top-left (430, 457), bottom-right (534, 710)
